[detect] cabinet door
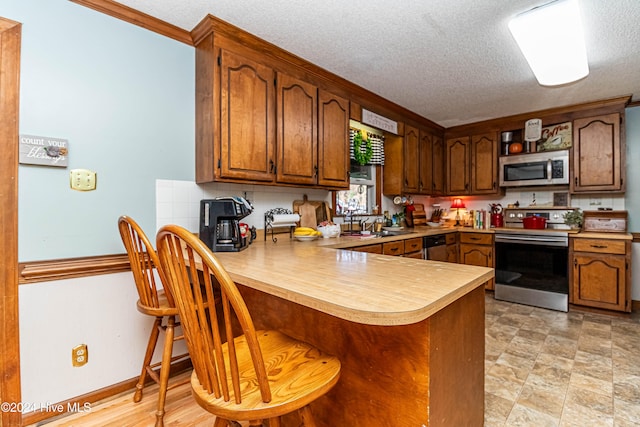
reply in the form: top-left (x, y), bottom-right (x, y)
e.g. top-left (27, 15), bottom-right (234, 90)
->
top-left (418, 130), bottom-right (434, 194)
top-left (572, 113), bottom-right (622, 192)
top-left (445, 137), bottom-right (470, 195)
top-left (572, 254), bottom-right (627, 311)
top-left (471, 132), bottom-right (499, 194)
top-left (403, 125), bottom-right (420, 193)
top-left (446, 243), bottom-right (459, 263)
top-left (431, 135), bottom-right (445, 196)
top-left (220, 48), bottom-right (276, 181)
top-left (276, 73), bottom-right (317, 185)
top-left (459, 243), bottom-right (494, 289)
top-left (317, 89), bottom-right (349, 188)
top-left (459, 244), bottom-right (492, 267)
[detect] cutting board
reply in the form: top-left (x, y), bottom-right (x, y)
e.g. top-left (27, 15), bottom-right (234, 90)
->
top-left (293, 195), bottom-right (331, 228)
top-left (412, 204), bottom-right (427, 226)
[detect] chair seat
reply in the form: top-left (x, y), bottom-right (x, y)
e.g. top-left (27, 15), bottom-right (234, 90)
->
top-left (136, 289), bottom-right (179, 317)
top-left (191, 330), bottom-right (341, 422)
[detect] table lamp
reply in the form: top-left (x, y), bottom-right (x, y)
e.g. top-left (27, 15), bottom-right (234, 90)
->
top-left (451, 198), bottom-right (466, 226)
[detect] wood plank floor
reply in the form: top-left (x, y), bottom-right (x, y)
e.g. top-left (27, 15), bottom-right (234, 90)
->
top-left (26, 371), bottom-right (214, 427)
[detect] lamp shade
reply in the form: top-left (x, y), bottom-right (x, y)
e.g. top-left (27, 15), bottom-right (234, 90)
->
top-left (451, 198), bottom-right (465, 209)
top-left (509, 0), bottom-right (589, 86)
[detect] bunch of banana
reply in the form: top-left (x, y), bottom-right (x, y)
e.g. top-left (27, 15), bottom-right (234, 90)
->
top-left (294, 227), bottom-right (321, 237)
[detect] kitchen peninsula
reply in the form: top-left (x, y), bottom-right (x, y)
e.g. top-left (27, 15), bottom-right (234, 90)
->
top-left (213, 237), bottom-right (493, 427)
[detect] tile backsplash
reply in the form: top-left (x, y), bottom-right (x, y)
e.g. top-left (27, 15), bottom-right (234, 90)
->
top-left (156, 180), bottom-right (626, 233)
top-left (155, 179), bottom-right (330, 233)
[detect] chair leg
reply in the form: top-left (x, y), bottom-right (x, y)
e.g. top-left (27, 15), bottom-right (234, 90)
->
top-left (299, 406), bottom-right (317, 427)
top-left (268, 417), bottom-right (281, 427)
top-left (154, 315), bottom-right (176, 427)
top-left (134, 317), bottom-right (162, 403)
top-left (213, 417), bottom-right (230, 427)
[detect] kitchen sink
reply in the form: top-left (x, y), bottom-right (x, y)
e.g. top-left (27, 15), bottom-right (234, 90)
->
top-left (376, 229), bottom-right (416, 236)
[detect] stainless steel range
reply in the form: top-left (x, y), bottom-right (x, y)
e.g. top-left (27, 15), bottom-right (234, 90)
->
top-left (494, 207), bottom-right (577, 312)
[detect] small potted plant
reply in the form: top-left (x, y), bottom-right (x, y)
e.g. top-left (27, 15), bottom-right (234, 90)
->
top-left (563, 208), bottom-right (583, 230)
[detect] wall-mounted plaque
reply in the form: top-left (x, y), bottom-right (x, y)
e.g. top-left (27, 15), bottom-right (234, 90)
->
top-left (19, 134), bottom-right (68, 167)
top-left (362, 109), bottom-right (398, 135)
top-left (537, 122), bottom-right (572, 152)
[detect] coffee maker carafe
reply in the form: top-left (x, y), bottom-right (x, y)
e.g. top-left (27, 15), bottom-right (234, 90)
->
top-left (199, 198), bottom-right (252, 252)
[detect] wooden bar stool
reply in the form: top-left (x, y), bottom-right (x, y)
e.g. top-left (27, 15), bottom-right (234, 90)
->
top-left (156, 224), bottom-right (341, 427)
top-left (118, 216), bottom-right (190, 427)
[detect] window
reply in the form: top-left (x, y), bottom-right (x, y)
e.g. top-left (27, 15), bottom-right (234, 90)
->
top-left (334, 165), bottom-right (379, 215)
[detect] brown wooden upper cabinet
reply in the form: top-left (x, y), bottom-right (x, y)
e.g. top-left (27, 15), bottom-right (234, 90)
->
top-left (195, 34), bottom-right (349, 189)
top-left (571, 113), bottom-right (624, 193)
top-left (384, 124), bottom-right (444, 196)
top-left (445, 132), bottom-right (499, 196)
top-left (471, 132), bottom-right (499, 194)
top-left (403, 125), bottom-right (420, 193)
top-left (276, 74), bottom-right (318, 185)
top-left (218, 48), bottom-right (276, 183)
top-left (411, 129), bottom-right (444, 195)
top-left (317, 90), bottom-right (351, 188)
top-left (445, 136), bottom-right (470, 194)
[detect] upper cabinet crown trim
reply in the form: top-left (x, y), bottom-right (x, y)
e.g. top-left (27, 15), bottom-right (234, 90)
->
top-left (70, 0), bottom-right (193, 45)
top-left (191, 14), bottom-right (443, 132)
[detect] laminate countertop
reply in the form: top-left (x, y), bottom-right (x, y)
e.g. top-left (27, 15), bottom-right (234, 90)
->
top-left (214, 236), bottom-right (493, 326)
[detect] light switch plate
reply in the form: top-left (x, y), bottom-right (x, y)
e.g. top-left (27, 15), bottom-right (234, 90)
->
top-left (70, 169), bottom-right (97, 191)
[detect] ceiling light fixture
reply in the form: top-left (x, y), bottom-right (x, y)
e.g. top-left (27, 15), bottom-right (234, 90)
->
top-left (509, 0), bottom-right (589, 86)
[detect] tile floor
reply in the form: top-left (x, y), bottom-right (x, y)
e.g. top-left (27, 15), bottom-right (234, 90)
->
top-left (484, 294), bottom-right (640, 426)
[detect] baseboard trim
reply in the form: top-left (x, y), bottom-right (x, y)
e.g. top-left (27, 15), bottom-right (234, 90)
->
top-left (21, 358), bottom-right (192, 426)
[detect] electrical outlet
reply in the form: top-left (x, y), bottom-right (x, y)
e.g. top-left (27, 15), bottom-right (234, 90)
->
top-left (72, 344), bottom-right (88, 367)
top-left (70, 169), bottom-right (97, 191)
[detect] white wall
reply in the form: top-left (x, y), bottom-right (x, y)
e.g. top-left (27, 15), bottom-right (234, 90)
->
top-left (19, 273), bottom-right (186, 406)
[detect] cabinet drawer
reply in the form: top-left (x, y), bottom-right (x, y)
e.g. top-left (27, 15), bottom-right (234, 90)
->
top-left (404, 251), bottom-right (424, 259)
top-left (383, 241), bottom-right (404, 256)
top-left (352, 244), bottom-right (382, 254)
top-left (573, 239), bottom-right (626, 255)
top-left (404, 237), bottom-right (423, 254)
top-left (459, 233), bottom-right (492, 245)
top-left (445, 233), bottom-right (457, 245)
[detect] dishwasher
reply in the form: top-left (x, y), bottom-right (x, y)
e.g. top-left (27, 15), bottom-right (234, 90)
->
top-left (423, 234), bottom-right (448, 261)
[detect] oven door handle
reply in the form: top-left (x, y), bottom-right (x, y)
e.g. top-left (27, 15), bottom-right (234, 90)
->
top-left (547, 158), bottom-right (552, 182)
top-left (495, 234), bottom-right (568, 247)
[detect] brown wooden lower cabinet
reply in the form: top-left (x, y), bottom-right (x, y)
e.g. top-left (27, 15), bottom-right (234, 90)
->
top-left (570, 237), bottom-right (631, 312)
top-left (445, 233), bottom-right (458, 263)
top-left (383, 240), bottom-right (404, 256)
top-left (403, 237), bottom-right (423, 258)
top-left (459, 232), bottom-right (494, 290)
top-left (351, 243), bottom-right (383, 254)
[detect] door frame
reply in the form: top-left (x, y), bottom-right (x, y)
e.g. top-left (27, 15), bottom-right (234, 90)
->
top-left (0, 16), bottom-right (22, 427)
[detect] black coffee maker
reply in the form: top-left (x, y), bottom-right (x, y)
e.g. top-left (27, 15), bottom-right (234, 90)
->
top-left (199, 198), bottom-right (252, 252)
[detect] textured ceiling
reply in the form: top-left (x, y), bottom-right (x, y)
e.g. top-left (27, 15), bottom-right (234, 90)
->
top-left (114, 0), bottom-right (640, 128)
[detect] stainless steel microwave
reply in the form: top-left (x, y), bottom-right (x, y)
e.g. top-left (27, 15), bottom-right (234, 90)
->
top-left (499, 149), bottom-right (569, 187)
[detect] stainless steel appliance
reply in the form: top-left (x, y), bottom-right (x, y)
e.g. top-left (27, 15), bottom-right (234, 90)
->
top-left (199, 197), bottom-right (253, 252)
top-left (499, 149), bottom-right (569, 187)
top-left (494, 207), bottom-right (576, 312)
top-left (423, 234), bottom-right (447, 261)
